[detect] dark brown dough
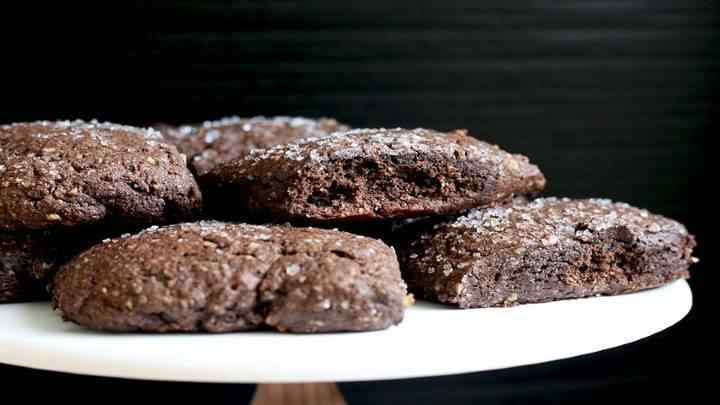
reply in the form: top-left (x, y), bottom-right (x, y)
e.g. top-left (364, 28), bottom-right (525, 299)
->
top-left (0, 228), bottom-right (110, 303)
top-left (399, 198), bottom-right (696, 307)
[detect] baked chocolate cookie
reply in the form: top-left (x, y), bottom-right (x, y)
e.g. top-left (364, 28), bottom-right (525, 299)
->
top-left (53, 222), bottom-right (407, 333)
top-left (161, 116), bottom-right (349, 176)
top-left (399, 198), bottom-right (696, 307)
top-left (0, 120), bottom-right (202, 231)
top-left (201, 128), bottom-right (545, 223)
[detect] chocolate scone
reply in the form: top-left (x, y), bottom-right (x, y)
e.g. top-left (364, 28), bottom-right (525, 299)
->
top-left (0, 120), bottom-right (203, 302)
top-left (161, 116), bottom-right (349, 176)
top-left (399, 198), bottom-right (696, 308)
top-left (201, 128), bottom-right (545, 223)
top-left (0, 120), bottom-right (202, 231)
top-left (53, 221), bottom-right (407, 333)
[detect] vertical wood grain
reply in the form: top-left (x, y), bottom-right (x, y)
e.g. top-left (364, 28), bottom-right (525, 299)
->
top-left (252, 383), bottom-right (347, 405)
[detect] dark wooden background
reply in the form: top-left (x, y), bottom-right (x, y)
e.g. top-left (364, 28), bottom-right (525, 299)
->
top-left (1, 1), bottom-right (716, 403)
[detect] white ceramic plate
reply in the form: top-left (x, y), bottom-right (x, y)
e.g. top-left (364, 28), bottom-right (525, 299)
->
top-left (0, 280), bottom-right (691, 383)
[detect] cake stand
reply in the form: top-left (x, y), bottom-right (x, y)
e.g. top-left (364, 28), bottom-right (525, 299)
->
top-left (0, 280), bottom-right (692, 404)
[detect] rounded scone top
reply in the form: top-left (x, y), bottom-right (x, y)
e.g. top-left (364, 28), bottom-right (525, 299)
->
top-left (171, 116), bottom-right (349, 175)
top-left (248, 128), bottom-right (536, 165)
top-left (229, 128), bottom-right (543, 187)
top-left (408, 197), bottom-right (695, 278)
top-left (0, 120), bottom-right (202, 231)
top-left (450, 197), bottom-right (691, 247)
top-left (52, 221), bottom-right (406, 333)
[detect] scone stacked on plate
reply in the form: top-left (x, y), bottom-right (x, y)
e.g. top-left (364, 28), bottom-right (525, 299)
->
top-left (1, 118), bottom-right (697, 334)
top-left (199, 128), bottom-right (545, 223)
top-left (53, 222), bottom-right (405, 333)
top-left (0, 120), bottom-right (202, 303)
top-left (397, 198), bottom-right (696, 307)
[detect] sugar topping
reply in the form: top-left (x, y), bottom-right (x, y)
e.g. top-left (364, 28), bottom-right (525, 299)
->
top-left (198, 116), bottom-right (341, 135)
top-left (451, 197), bottom-right (687, 246)
top-left (170, 116), bottom-right (349, 175)
top-left (0, 119), bottom-right (164, 147)
top-left (105, 220), bottom-right (379, 249)
top-left (243, 127), bottom-right (494, 164)
top-left (1, 119), bottom-right (198, 231)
